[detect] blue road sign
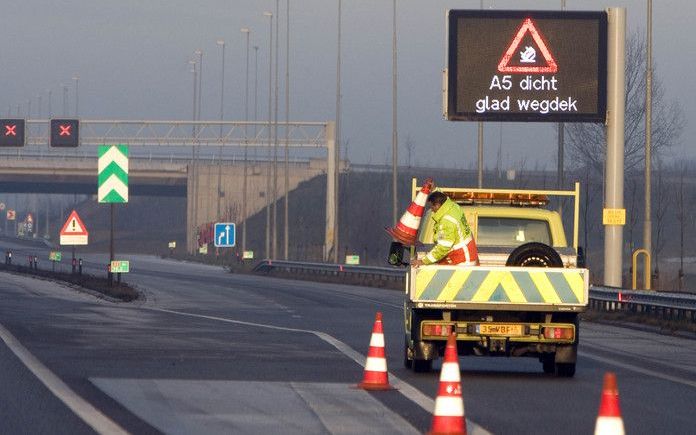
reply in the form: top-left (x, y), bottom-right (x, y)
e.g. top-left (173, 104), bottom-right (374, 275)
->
top-left (214, 222), bottom-right (236, 247)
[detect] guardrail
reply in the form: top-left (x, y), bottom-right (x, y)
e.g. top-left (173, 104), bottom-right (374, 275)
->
top-left (253, 260), bottom-right (696, 323)
top-left (252, 259), bottom-right (405, 289)
top-left (589, 286), bottom-right (696, 322)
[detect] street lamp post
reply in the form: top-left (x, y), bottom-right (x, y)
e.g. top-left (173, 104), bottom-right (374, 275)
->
top-left (241, 28), bottom-right (251, 255)
top-left (62, 84), bottom-right (68, 116)
top-left (644, 0), bottom-right (653, 265)
top-left (47, 90), bottom-right (52, 118)
top-left (189, 59), bottom-right (198, 253)
top-left (284, 0), bottom-right (291, 260)
top-left (196, 50), bottom-right (203, 122)
top-left (391, 0), bottom-right (398, 227)
top-left (216, 39), bottom-right (226, 221)
top-left (334, 0), bottom-right (342, 263)
top-left (73, 75), bottom-right (79, 116)
top-left (37, 95), bottom-right (42, 119)
top-left (264, 11), bottom-right (273, 260)
top-left (477, 0), bottom-right (484, 188)
top-left (272, 0), bottom-right (280, 259)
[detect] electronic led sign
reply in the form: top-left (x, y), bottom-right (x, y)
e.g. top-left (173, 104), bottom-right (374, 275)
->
top-left (446, 10), bottom-right (607, 122)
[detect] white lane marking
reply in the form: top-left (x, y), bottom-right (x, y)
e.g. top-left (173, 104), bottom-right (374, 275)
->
top-left (579, 350), bottom-right (696, 389)
top-left (148, 307), bottom-right (491, 435)
top-left (0, 323), bottom-right (129, 435)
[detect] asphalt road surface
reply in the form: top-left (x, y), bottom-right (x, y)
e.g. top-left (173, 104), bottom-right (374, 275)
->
top-left (1, 244), bottom-right (696, 434)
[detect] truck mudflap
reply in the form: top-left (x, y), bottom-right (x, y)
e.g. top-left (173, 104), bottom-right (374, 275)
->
top-left (411, 265), bottom-right (589, 309)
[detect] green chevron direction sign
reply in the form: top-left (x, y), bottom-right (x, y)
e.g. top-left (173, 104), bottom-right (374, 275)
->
top-left (98, 145), bottom-right (129, 203)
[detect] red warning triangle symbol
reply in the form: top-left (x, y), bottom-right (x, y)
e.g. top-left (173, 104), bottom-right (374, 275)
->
top-left (497, 18), bottom-right (558, 74)
top-left (60, 210), bottom-right (89, 236)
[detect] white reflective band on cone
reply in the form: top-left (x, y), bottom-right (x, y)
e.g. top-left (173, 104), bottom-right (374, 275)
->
top-left (365, 357), bottom-right (388, 372)
top-left (369, 333), bottom-right (385, 348)
top-left (414, 191), bottom-right (428, 206)
top-left (400, 212), bottom-right (421, 229)
top-left (440, 362), bottom-right (461, 382)
top-left (433, 397), bottom-right (465, 416)
top-left (594, 417), bottom-right (625, 435)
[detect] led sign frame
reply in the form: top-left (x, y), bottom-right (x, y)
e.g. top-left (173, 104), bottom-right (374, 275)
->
top-left (447, 10), bottom-right (607, 122)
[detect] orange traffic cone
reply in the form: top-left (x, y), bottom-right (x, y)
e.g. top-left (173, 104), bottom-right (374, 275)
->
top-left (429, 332), bottom-right (466, 435)
top-left (385, 178), bottom-right (433, 246)
top-left (357, 312), bottom-right (394, 390)
top-left (594, 372), bottom-right (625, 435)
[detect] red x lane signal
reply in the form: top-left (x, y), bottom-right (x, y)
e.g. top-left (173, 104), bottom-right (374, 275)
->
top-left (0, 119), bottom-right (25, 147)
top-left (50, 119), bottom-right (80, 147)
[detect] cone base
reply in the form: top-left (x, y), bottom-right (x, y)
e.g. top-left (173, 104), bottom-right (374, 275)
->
top-left (356, 381), bottom-right (395, 391)
top-left (427, 431), bottom-right (466, 435)
top-left (385, 227), bottom-right (417, 246)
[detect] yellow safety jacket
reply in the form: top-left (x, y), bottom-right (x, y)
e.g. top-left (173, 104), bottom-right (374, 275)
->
top-left (423, 197), bottom-right (478, 266)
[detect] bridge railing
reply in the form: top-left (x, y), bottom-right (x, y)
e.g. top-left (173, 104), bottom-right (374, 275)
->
top-left (252, 260), bottom-right (696, 322)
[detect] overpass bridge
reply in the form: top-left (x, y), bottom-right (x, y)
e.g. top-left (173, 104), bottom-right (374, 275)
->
top-left (0, 120), bottom-right (341, 258)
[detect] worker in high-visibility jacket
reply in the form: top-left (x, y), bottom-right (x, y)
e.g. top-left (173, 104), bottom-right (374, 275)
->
top-left (412, 191), bottom-right (479, 267)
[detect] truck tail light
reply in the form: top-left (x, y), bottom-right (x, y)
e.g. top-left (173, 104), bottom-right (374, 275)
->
top-left (422, 323), bottom-right (453, 337)
top-left (543, 326), bottom-right (574, 340)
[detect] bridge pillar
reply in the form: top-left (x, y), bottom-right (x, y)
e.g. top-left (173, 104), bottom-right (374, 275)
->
top-left (186, 159), bottom-right (328, 256)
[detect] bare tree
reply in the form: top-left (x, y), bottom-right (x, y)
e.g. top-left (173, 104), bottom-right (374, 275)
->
top-left (625, 176), bottom-right (640, 255)
top-left (652, 157), bottom-right (671, 287)
top-left (565, 33), bottom-right (684, 175)
top-left (404, 134), bottom-right (415, 168)
top-left (675, 160), bottom-right (687, 290)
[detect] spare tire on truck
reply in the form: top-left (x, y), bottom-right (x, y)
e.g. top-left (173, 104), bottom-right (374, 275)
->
top-left (505, 242), bottom-right (563, 267)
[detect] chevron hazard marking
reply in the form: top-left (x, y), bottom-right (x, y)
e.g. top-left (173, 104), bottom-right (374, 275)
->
top-left (98, 174), bottom-right (129, 203)
top-left (98, 145), bottom-right (129, 203)
top-left (412, 267), bottom-right (588, 305)
top-left (98, 146), bottom-right (129, 173)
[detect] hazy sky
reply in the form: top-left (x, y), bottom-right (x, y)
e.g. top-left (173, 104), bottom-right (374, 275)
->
top-left (3, 0), bottom-right (694, 169)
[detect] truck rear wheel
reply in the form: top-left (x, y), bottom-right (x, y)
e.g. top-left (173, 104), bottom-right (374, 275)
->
top-left (541, 354), bottom-right (555, 374)
top-left (404, 338), bottom-right (413, 369)
top-left (556, 363), bottom-right (576, 377)
top-left (413, 359), bottom-right (433, 373)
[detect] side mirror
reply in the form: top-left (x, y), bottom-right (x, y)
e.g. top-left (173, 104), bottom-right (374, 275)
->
top-left (387, 241), bottom-right (404, 266)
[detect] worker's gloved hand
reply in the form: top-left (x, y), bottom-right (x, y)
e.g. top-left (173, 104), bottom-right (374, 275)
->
top-left (411, 259), bottom-right (423, 268)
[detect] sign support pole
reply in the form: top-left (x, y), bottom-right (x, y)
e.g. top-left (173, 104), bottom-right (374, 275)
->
top-left (109, 203), bottom-right (114, 284)
top-left (603, 8), bottom-right (626, 287)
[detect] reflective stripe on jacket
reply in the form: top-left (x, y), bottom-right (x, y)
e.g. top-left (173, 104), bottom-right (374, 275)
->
top-left (423, 197), bottom-right (478, 265)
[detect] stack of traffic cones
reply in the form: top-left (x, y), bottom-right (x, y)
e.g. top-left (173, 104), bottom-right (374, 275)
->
top-left (357, 312), bottom-right (393, 390)
top-left (386, 178), bottom-right (433, 246)
top-left (594, 372), bottom-right (625, 435)
top-left (429, 332), bottom-right (466, 435)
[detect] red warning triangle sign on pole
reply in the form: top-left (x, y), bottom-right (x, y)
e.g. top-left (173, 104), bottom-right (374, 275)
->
top-left (60, 210), bottom-right (89, 246)
top-left (497, 18), bottom-right (558, 74)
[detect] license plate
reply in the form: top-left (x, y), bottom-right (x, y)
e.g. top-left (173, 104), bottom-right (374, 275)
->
top-left (476, 324), bottom-right (523, 336)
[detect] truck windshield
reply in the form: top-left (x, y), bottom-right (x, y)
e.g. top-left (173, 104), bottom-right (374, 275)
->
top-left (476, 217), bottom-right (551, 246)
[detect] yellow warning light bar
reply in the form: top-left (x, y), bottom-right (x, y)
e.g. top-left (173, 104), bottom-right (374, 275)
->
top-left (448, 191), bottom-right (549, 207)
